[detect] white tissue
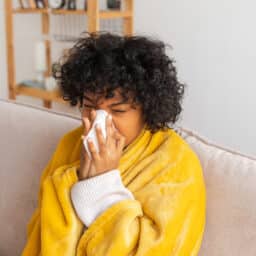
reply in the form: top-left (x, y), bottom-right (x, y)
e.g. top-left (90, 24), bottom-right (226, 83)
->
top-left (83, 110), bottom-right (108, 159)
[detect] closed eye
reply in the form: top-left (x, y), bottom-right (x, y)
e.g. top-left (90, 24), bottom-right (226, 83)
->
top-left (83, 104), bottom-right (127, 113)
top-left (112, 110), bottom-right (126, 113)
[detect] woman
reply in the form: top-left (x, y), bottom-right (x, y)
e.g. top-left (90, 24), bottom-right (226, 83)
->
top-left (22, 31), bottom-right (206, 255)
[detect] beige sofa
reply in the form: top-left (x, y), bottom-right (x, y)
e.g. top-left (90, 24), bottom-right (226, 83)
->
top-left (0, 98), bottom-right (255, 256)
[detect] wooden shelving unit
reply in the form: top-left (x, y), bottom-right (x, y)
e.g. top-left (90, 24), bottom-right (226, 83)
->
top-left (5, 0), bottom-right (134, 108)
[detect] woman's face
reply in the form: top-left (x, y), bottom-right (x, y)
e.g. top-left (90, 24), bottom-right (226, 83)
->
top-left (80, 88), bottom-right (145, 148)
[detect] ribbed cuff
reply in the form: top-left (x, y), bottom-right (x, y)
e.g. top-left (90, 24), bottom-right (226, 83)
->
top-left (70, 169), bottom-right (134, 227)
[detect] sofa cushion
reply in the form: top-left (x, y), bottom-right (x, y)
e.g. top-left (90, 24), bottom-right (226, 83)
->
top-left (177, 126), bottom-right (256, 256)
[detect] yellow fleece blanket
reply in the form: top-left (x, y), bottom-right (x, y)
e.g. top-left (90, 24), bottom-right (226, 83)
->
top-left (21, 124), bottom-right (206, 256)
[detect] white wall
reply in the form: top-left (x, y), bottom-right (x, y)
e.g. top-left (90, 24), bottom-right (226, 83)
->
top-left (134, 0), bottom-right (256, 156)
top-left (0, 0), bottom-right (255, 156)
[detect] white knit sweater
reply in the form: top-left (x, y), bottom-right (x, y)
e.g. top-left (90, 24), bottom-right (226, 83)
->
top-left (70, 169), bottom-right (134, 227)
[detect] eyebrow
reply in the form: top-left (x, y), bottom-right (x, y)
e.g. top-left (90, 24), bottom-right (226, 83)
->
top-left (83, 95), bottom-right (129, 107)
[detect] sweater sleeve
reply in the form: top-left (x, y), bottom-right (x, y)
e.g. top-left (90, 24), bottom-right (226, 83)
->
top-left (70, 169), bottom-right (135, 227)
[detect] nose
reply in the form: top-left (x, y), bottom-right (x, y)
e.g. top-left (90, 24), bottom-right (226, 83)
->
top-left (90, 108), bottom-right (117, 130)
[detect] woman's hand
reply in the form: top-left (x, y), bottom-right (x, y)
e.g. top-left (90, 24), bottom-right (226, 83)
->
top-left (78, 110), bottom-right (96, 181)
top-left (78, 110), bottom-right (126, 180)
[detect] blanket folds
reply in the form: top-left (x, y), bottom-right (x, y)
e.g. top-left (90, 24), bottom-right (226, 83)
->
top-left (21, 124), bottom-right (206, 255)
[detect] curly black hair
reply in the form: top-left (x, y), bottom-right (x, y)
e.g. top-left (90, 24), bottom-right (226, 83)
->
top-left (53, 31), bottom-right (186, 133)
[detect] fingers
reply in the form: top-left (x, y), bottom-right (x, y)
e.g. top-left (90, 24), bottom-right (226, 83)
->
top-left (105, 115), bottom-right (125, 152)
top-left (115, 131), bottom-right (126, 152)
top-left (80, 160), bottom-right (91, 180)
top-left (87, 138), bottom-right (100, 161)
top-left (79, 145), bottom-right (91, 179)
top-left (90, 109), bottom-right (97, 125)
top-left (79, 110), bottom-right (99, 180)
top-left (82, 109), bottom-right (97, 137)
top-left (82, 117), bottom-right (90, 136)
top-left (106, 114), bottom-right (114, 144)
top-left (95, 124), bottom-right (107, 154)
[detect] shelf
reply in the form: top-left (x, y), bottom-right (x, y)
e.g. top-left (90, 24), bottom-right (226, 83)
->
top-left (100, 10), bottom-right (132, 19)
top-left (51, 9), bottom-right (87, 15)
top-left (12, 8), bottom-right (132, 18)
top-left (13, 8), bottom-right (48, 14)
top-left (15, 83), bottom-right (67, 104)
top-left (6, 0), bottom-right (133, 108)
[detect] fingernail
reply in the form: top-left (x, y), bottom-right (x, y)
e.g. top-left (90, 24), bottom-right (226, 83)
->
top-left (108, 114), bottom-right (112, 120)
